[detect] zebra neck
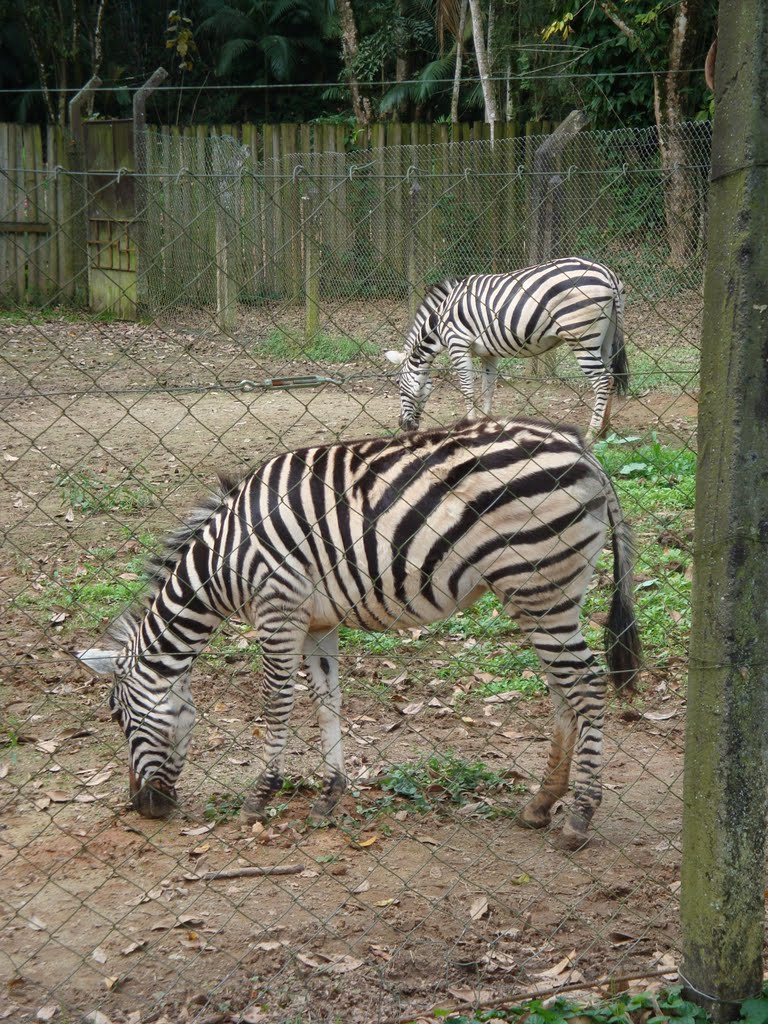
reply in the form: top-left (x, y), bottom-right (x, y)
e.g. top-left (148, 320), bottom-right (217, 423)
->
top-left (136, 567), bottom-right (223, 671)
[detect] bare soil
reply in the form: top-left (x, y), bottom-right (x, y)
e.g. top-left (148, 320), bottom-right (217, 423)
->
top-left (0, 296), bottom-right (698, 1024)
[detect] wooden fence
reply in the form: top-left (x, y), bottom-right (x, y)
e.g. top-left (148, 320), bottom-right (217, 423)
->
top-left (0, 118), bottom-right (710, 323)
top-left (0, 120), bottom-right (550, 318)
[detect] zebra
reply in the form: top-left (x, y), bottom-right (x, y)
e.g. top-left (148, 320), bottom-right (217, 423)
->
top-left (385, 257), bottom-right (628, 440)
top-left (74, 415), bottom-right (640, 850)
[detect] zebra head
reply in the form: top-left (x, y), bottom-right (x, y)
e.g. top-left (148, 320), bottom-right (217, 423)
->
top-left (384, 349), bottom-right (434, 431)
top-left (74, 644), bottom-right (196, 819)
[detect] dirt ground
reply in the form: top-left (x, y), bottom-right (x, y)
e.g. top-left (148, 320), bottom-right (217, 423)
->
top-left (0, 296), bottom-right (699, 1024)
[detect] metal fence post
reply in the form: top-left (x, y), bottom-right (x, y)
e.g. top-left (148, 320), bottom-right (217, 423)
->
top-left (680, 3), bottom-right (768, 1019)
top-left (301, 172), bottom-right (321, 343)
top-left (407, 168), bottom-right (422, 319)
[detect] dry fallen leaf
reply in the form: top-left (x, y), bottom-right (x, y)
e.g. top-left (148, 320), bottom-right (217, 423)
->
top-left (181, 824), bottom-right (214, 837)
top-left (27, 916), bottom-right (47, 932)
top-left (537, 949), bottom-right (578, 978)
top-left (85, 770), bottom-right (113, 788)
top-left (44, 790), bottom-right (72, 803)
top-left (91, 948), bottom-right (107, 964)
top-left (352, 880), bottom-right (370, 894)
top-left (469, 896), bottom-right (489, 921)
top-left (351, 835), bottom-right (377, 849)
top-left (400, 702), bottom-right (423, 716)
top-left (326, 955), bottom-right (364, 974)
top-left (240, 1007), bottom-right (266, 1023)
top-left (642, 710), bottom-right (678, 721)
top-left (120, 941), bottom-right (147, 956)
top-left (373, 897), bottom-right (399, 908)
top-left (36, 1005), bottom-right (58, 1022)
top-left (447, 987), bottom-right (495, 1004)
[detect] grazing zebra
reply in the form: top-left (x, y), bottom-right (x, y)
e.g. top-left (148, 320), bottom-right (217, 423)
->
top-left (385, 257), bottom-right (628, 440)
top-left (75, 416), bottom-right (640, 850)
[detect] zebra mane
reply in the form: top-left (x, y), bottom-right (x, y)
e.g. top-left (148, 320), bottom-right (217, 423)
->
top-left (107, 473), bottom-right (242, 648)
top-left (403, 278), bottom-right (459, 355)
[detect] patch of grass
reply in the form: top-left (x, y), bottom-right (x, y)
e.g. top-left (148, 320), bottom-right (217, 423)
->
top-left (626, 345), bottom-right (700, 394)
top-left (12, 550), bottom-right (149, 632)
top-left (56, 469), bottom-right (158, 516)
top-left (444, 985), bottom-right (713, 1024)
top-left (339, 628), bottom-right (404, 656)
top-left (361, 751), bottom-right (526, 819)
top-left (258, 329), bottom-right (378, 363)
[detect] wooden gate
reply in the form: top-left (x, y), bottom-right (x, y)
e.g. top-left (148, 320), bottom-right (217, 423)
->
top-left (83, 120), bottom-right (137, 319)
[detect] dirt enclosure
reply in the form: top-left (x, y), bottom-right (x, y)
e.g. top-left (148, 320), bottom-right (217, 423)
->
top-left (0, 296), bottom-right (699, 1023)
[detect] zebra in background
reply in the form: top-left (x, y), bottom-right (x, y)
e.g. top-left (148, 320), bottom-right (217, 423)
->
top-left (75, 415), bottom-right (640, 850)
top-left (385, 257), bottom-right (628, 440)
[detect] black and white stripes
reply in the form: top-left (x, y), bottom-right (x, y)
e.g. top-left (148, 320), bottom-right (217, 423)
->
top-left (386, 257), bottom-right (628, 439)
top-left (76, 415), bottom-right (640, 849)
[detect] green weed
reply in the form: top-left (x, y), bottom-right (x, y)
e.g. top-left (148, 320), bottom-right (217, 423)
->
top-left (56, 469), bottom-right (158, 516)
top-left (443, 985), bottom-right (712, 1024)
top-left (361, 751), bottom-right (526, 819)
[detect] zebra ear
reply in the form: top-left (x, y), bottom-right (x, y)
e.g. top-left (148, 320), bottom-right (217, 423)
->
top-left (385, 350), bottom-right (406, 366)
top-left (73, 648), bottom-right (119, 676)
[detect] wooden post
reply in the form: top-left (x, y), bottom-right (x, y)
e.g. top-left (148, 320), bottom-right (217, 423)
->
top-left (525, 111), bottom-right (586, 380)
top-left (679, 3), bottom-right (768, 1020)
top-left (301, 172), bottom-right (321, 343)
top-left (132, 68), bottom-right (168, 315)
top-left (407, 168), bottom-right (422, 318)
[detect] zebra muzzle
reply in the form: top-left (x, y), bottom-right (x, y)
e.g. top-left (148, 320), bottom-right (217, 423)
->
top-left (129, 769), bottom-right (178, 819)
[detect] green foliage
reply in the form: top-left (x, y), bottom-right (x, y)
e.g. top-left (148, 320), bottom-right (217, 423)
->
top-left (442, 985), bottom-right (713, 1024)
top-left (56, 469), bottom-right (157, 516)
top-left (364, 751), bottom-right (525, 817)
top-left (13, 551), bottom-right (149, 633)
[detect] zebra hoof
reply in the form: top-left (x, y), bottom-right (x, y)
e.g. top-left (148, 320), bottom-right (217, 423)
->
top-left (240, 798), bottom-right (269, 825)
top-left (556, 817), bottom-right (591, 851)
top-left (518, 799), bottom-right (552, 830)
top-left (309, 775), bottom-right (347, 821)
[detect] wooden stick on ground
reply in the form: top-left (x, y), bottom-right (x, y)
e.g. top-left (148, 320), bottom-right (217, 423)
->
top-left (195, 863), bottom-right (306, 881)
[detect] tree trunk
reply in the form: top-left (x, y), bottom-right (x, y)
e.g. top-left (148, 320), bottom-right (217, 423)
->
top-left (467, 0), bottom-right (498, 131)
top-left (337, 0), bottom-right (372, 126)
top-left (598, 0), bottom-right (707, 268)
top-left (450, 0), bottom-right (468, 125)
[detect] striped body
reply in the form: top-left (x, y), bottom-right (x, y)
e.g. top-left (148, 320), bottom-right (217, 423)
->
top-left (385, 257), bottom-right (628, 439)
top-left (76, 416), bottom-right (640, 849)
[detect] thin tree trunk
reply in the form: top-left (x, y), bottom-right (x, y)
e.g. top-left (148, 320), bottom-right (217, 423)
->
top-left (450, 0), bottom-right (468, 124)
top-left (337, 0), bottom-right (372, 126)
top-left (467, 0), bottom-right (499, 131)
top-left (598, 0), bottom-right (706, 268)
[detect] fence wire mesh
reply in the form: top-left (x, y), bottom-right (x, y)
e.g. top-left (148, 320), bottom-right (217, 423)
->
top-left (0, 119), bottom-right (704, 1024)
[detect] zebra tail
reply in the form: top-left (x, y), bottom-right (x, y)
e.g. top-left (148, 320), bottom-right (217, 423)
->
top-left (604, 479), bottom-right (641, 694)
top-left (610, 281), bottom-right (630, 397)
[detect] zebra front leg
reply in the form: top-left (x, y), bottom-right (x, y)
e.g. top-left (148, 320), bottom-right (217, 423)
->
top-left (479, 356), bottom-right (499, 416)
top-left (242, 634), bottom-right (305, 824)
top-left (519, 683), bottom-right (576, 830)
top-left (446, 337), bottom-right (479, 418)
top-left (304, 628), bottom-right (347, 818)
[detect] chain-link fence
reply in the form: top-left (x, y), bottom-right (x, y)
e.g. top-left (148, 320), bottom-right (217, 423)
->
top-left (1, 118), bottom-right (704, 1024)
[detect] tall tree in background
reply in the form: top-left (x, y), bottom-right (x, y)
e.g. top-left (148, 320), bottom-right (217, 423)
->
top-left (598, 0), bottom-right (710, 266)
top-left (467, 0), bottom-right (498, 134)
top-left (546, 0), bottom-right (715, 266)
top-left (1, 0), bottom-right (109, 123)
top-left (437, 0), bottom-right (469, 124)
top-left (336, 0), bottom-right (372, 124)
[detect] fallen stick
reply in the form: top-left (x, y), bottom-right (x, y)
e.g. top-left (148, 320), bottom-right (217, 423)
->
top-left (195, 863), bottom-right (305, 881)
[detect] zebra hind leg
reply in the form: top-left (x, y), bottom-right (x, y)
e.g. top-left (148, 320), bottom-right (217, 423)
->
top-left (524, 622), bottom-right (607, 851)
top-left (519, 682), bottom-right (576, 830)
top-left (304, 628), bottom-right (347, 819)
